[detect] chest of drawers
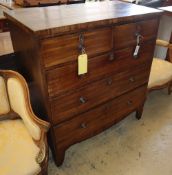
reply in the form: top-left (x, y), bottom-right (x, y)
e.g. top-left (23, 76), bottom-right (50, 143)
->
top-left (5, 1), bottom-right (162, 166)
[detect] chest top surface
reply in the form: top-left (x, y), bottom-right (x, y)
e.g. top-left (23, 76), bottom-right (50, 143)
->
top-left (4, 1), bottom-right (162, 37)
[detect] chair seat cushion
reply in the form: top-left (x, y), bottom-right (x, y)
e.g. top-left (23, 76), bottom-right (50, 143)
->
top-left (148, 58), bottom-right (172, 89)
top-left (0, 119), bottom-right (41, 175)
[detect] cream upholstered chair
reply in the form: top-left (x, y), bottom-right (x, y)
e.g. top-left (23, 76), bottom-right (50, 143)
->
top-left (0, 70), bottom-right (50, 175)
top-left (148, 39), bottom-right (172, 94)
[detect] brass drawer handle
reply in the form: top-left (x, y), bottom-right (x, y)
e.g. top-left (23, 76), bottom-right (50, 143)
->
top-left (127, 100), bottom-right (133, 106)
top-left (135, 32), bottom-right (140, 37)
top-left (135, 32), bottom-right (143, 38)
top-left (80, 96), bottom-right (86, 104)
top-left (129, 77), bottom-right (135, 82)
top-left (81, 123), bottom-right (87, 129)
top-left (135, 32), bottom-right (144, 43)
top-left (109, 53), bottom-right (115, 61)
top-left (107, 78), bottom-right (112, 85)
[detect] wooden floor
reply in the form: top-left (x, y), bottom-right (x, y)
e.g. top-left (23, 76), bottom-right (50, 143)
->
top-left (0, 32), bottom-right (13, 56)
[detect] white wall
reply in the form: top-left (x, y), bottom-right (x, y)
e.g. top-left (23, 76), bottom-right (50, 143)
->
top-left (154, 15), bottom-right (172, 59)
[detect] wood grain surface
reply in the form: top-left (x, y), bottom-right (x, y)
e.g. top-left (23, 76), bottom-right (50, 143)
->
top-left (4, 1), bottom-right (161, 38)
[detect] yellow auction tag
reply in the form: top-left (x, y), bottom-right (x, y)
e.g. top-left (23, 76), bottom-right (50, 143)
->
top-left (78, 54), bottom-right (88, 75)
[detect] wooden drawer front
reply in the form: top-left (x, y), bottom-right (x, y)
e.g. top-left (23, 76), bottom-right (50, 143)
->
top-left (47, 54), bottom-right (112, 98)
top-left (84, 28), bottom-right (112, 57)
top-left (47, 40), bottom-right (154, 98)
top-left (51, 64), bottom-right (150, 124)
top-left (41, 34), bottom-right (78, 68)
top-left (42, 28), bottom-right (112, 68)
top-left (54, 85), bottom-right (147, 146)
top-left (114, 18), bottom-right (159, 50)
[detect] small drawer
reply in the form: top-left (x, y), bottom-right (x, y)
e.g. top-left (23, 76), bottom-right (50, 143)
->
top-left (84, 28), bottom-right (112, 57)
top-left (41, 33), bottom-right (78, 68)
top-left (46, 40), bottom-right (155, 98)
top-left (41, 28), bottom-right (112, 68)
top-left (113, 18), bottom-right (159, 50)
top-left (54, 85), bottom-right (147, 146)
top-left (50, 64), bottom-right (150, 124)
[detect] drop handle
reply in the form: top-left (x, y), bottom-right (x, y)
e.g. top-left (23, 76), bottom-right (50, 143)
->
top-left (81, 123), bottom-right (87, 129)
top-left (79, 96), bottom-right (86, 104)
top-left (134, 32), bottom-right (144, 45)
top-left (135, 32), bottom-right (143, 38)
top-left (109, 53), bottom-right (115, 61)
top-left (135, 32), bottom-right (140, 37)
top-left (129, 77), bottom-right (135, 82)
top-left (107, 78), bottom-right (113, 85)
top-left (127, 100), bottom-right (133, 106)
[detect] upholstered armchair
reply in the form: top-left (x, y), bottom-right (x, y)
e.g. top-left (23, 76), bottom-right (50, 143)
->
top-left (0, 70), bottom-right (50, 175)
top-left (148, 39), bottom-right (172, 94)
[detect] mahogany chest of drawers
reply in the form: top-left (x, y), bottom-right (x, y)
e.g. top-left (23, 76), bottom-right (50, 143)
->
top-left (5, 1), bottom-right (162, 166)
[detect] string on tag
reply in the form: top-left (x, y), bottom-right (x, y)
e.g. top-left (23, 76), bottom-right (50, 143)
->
top-left (133, 34), bottom-right (143, 58)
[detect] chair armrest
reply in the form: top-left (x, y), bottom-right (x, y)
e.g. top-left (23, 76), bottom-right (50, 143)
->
top-left (156, 39), bottom-right (169, 47)
top-left (156, 39), bottom-right (172, 63)
top-left (31, 113), bottom-right (50, 133)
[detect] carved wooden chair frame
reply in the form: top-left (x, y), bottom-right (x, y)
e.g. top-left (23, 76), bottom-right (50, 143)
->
top-left (148, 39), bottom-right (172, 94)
top-left (0, 69), bottom-right (50, 175)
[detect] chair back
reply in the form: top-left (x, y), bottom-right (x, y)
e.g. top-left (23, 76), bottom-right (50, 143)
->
top-left (0, 76), bottom-right (10, 115)
top-left (0, 71), bottom-right (41, 140)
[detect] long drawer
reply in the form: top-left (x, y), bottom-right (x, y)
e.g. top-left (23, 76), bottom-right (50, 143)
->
top-left (113, 18), bottom-right (159, 49)
top-left (46, 40), bottom-right (155, 98)
top-left (50, 64), bottom-right (150, 124)
top-left (54, 85), bottom-right (147, 149)
top-left (41, 28), bottom-right (112, 68)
